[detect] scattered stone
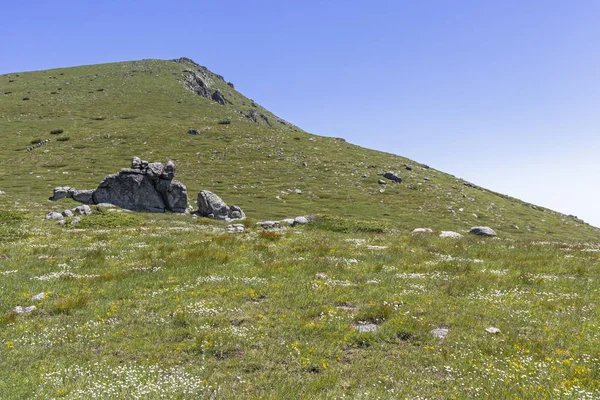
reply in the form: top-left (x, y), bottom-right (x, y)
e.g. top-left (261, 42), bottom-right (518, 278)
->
top-left (439, 231), bottom-right (463, 239)
top-left (0, 190), bottom-right (5, 196)
top-left (469, 226), bottom-right (497, 237)
top-left (197, 190), bottom-right (245, 220)
top-left (405, 165), bottom-right (413, 171)
top-left (355, 324), bottom-right (378, 333)
top-left (294, 216), bottom-right (309, 225)
top-left (257, 221), bottom-right (280, 229)
top-left (485, 327), bottom-right (501, 334)
top-left (72, 205), bottom-right (92, 215)
top-left (280, 218), bottom-right (295, 225)
top-left (430, 328), bottom-right (448, 339)
top-left (295, 189), bottom-right (302, 194)
top-left (188, 128), bottom-right (200, 135)
top-left (383, 171), bottom-right (402, 183)
top-left (31, 293), bottom-right (46, 301)
top-left (71, 216), bottom-right (81, 226)
top-left (412, 228), bottom-right (433, 233)
top-left (360, 174), bottom-right (369, 178)
top-left (378, 179), bottom-right (387, 185)
top-left (57, 220), bottom-right (66, 226)
top-left (62, 209), bottom-right (73, 218)
top-left (227, 223), bottom-right (245, 233)
top-left (379, 188), bottom-right (385, 193)
top-left (12, 305), bottom-right (36, 315)
top-left (46, 212), bottom-right (64, 220)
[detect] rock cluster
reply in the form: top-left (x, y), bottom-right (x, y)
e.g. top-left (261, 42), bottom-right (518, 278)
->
top-left (46, 205), bottom-right (92, 226)
top-left (196, 190), bottom-right (245, 220)
top-left (50, 157), bottom-right (188, 213)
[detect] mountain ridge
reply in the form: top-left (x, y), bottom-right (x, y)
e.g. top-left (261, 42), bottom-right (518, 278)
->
top-left (0, 57), bottom-right (597, 240)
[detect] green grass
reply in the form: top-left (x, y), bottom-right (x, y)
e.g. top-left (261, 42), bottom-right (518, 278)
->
top-left (0, 205), bottom-right (598, 398)
top-left (0, 58), bottom-right (599, 398)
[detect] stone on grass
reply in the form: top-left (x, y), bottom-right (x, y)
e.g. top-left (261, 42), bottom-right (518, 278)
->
top-left (62, 209), bottom-right (73, 218)
top-left (73, 205), bottom-right (92, 215)
top-left (0, 190), bottom-right (5, 196)
top-left (378, 179), bottom-right (387, 185)
top-left (439, 231), bottom-right (463, 239)
top-left (485, 326), bottom-right (501, 334)
top-left (56, 220), bottom-right (66, 226)
top-left (383, 171), bottom-right (402, 183)
top-left (469, 226), bottom-right (497, 237)
top-left (49, 186), bottom-right (74, 201)
top-left (355, 324), bottom-right (378, 333)
top-left (257, 221), bottom-right (280, 229)
top-left (430, 328), bottom-right (449, 339)
top-left (46, 212), bottom-right (64, 220)
top-left (294, 216), bottom-right (309, 225)
top-left (280, 218), bottom-right (295, 225)
top-left (197, 190), bottom-right (244, 220)
top-left (412, 228), bottom-right (433, 233)
top-left (71, 216), bottom-right (81, 226)
top-left (31, 293), bottom-right (46, 301)
top-left (12, 305), bottom-right (36, 315)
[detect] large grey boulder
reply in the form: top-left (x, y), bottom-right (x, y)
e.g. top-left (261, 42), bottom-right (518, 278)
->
top-left (197, 190), bottom-right (244, 220)
top-left (49, 157), bottom-right (188, 213)
top-left (469, 226), bottom-right (497, 237)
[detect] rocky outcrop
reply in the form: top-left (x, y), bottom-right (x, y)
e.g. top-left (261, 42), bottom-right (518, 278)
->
top-left (50, 157), bottom-right (188, 213)
top-left (196, 190), bottom-right (245, 220)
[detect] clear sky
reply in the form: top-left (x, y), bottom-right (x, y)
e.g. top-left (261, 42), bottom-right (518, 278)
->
top-left (2, 1), bottom-right (599, 227)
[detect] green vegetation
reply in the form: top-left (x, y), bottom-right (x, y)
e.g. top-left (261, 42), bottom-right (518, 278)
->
top-left (0, 59), bottom-right (598, 398)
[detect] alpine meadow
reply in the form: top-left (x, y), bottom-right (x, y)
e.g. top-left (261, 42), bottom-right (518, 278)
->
top-left (0, 58), bottom-right (599, 399)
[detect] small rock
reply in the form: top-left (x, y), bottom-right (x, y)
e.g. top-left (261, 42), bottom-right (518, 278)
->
top-left (257, 221), bottom-right (280, 229)
top-left (378, 179), bottom-right (387, 185)
top-left (430, 328), bottom-right (448, 339)
top-left (383, 171), bottom-right (402, 183)
top-left (72, 189), bottom-right (95, 204)
top-left (57, 220), bottom-right (66, 226)
top-left (46, 212), bottom-right (64, 220)
top-left (469, 226), bottom-right (497, 237)
top-left (360, 174), bottom-right (369, 178)
top-left (73, 205), bottom-right (92, 215)
top-left (293, 216), bottom-right (309, 225)
top-left (31, 293), bottom-right (46, 301)
top-left (188, 128), bottom-right (200, 135)
top-left (355, 324), bottom-right (378, 333)
top-left (379, 188), bottom-right (385, 193)
top-left (439, 231), bottom-right (463, 239)
top-left (412, 228), bottom-right (433, 233)
top-left (49, 186), bottom-right (73, 201)
top-left (0, 190), bottom-right (6, 196)
top-left (71, 216), bottom-right (81, 226)
top-left (485, 327), bottom-right (501, 334)
top-left (12, 305), bottom-right (36, 315)
top-left (295, 189), bottom-right (302, 195)
top-left (62, 209), bottom-right (73, 218)
top-left (280, 218), bottom-right (295, 225)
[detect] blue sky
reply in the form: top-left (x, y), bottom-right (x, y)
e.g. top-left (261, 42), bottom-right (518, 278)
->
top-left (2, 1), bottom-right (599, 226)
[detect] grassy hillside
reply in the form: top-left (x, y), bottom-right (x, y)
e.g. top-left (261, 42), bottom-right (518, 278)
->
top-left (0, 59), bottom-right (599, 399)
top-left (0, 58), bottom-right (598, 241)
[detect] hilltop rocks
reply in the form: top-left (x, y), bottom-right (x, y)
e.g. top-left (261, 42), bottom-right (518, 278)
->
top-left (50, 157), bottom-right (188, 213)
top-left (196, 190), bottom-right (245, 220)
top-left (469, 226), bottom-right (497, 237)
top-left (383, 172), bottom-right (402, 183)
